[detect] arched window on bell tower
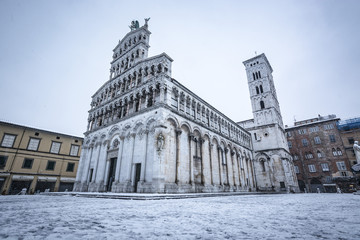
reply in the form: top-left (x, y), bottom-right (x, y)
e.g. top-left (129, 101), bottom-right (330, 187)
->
top-left (260, 100), bottom-right (265, 109)
top-left (260, 159), bottom-right (266, 172)
top-left (260, 85), bottom-right (263, 93)
top-left (258, 71), bottom-right (261, 78)
top-left (256, 86), bottom-right (259, 95)
top-left (253, 73), bottom-right (256, 80)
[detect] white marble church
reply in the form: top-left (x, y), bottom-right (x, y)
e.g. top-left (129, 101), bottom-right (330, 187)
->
top-left (73, 20), bottom-right (299, 193)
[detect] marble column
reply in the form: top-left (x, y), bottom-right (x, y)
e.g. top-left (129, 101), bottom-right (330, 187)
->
top-left (209, 143), bottom-right (213, 185)
top-left (140, 131), bottom-right (149, 182)
top-left (114, 136), bottom-right (125, 182)
top-left (188, 134), bottom-right (195, 185)
top-left (175, 128), bottom-right (182, 184)
top-left (75, 146), bottom-right (88, 182)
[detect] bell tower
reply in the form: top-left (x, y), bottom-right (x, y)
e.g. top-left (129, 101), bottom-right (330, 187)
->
top-left (240, 53), bottom-right (299, 192)
top-left (243, 53), bottom-right (283, 129)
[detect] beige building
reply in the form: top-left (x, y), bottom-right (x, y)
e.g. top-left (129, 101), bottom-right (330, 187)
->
top-left (0, 121), bottom-right (83, 195)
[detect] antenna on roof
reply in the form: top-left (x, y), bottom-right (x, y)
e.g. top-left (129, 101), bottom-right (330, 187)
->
top-left (293, 116), bottom-right (296, 123)
top-left (255, 51), bottom-right (257, 56)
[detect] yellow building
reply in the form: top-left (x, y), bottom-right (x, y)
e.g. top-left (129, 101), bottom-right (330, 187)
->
top-left (0, 121), bottom-right (83, 195)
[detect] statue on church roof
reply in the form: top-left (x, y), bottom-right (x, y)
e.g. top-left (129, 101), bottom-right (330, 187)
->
top-left (144, 17), bottom-right (151, 26)
top-left (129, 20), bottom-right (140, 31)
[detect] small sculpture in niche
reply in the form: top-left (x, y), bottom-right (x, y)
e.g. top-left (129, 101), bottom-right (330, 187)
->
top-left (157, 133), bottom-right (165, 151)
top-left (113, 139), bottom-right (119, 148)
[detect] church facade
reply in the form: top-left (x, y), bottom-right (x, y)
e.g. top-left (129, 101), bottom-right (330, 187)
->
top-left (73, 20), bottom-right (298, 193)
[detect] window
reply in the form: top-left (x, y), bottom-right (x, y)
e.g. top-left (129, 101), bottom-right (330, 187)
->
top-left (294, 165), bottom-right (299, 174)
top-left (256, 86), bottom-right (259, 95)
top-left (70, 145), bottom-right (80, 156)
top-left (288, 141), bottom-right (292, 148)
top-left (336, 161), bottom-right (346, 171)
top-left (329, 135), bottom-right (336, 143)
top-left (260, 85), bottom-right (263, 93)
top-left (46, 161), bottom-right (56, 171)
top-left (50, 141), bottom-right (61, 154)
top-left (221, 150), bottom-right (226, 165)
top-left (171, 93), bottom-right (178, 108)
top-left (66, 162), bottom-right (75, 172)
top-left (1, 134), bottom-right (16, 147)
top-left (308, 164), bottom-right (316, 172)
top-left (309, 126), bottom-right (319, 133)
top-left (317, 151), bottom-right (323, 158)
top-left (298, 129), bottom-right (307, 135)
top-left (305, 152), bottom-right (313, 159)
top-left (314, 136), bottom-right (321, 144)
top-left (348, 138), bottom-right (354, 145)
top-left (332, 148), bottom-right (338, 156)
top-left (325, 176), bottom-right (332, 183)
top-left (22, 158), bottom-right (34, 169)
top-left (260, 101), bottom-right (265, 109)
top-left (324, 124), bottom-right (334, 130)
top-left (0, 155), bottom-right (8, 169)
top-left (321, 163), bottom-right (329, 172)
top-left (302, 139), bottom-right (308, 147)
top-left (294, 154), bottom-right (299, 160)
top-left (287, 131), bottom-right (292, 137)
top-left (27, 138), bottom-right (40, 151)
top-left (260, 160), bottom-right (266, 172)
top-left (337, 148), bottom-right (342, 156)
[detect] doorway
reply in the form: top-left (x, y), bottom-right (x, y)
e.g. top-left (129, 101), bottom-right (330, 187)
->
top-left (134, 163), bottom-right (141, 192)
top-left (106, 158), bottom-right (117, 192)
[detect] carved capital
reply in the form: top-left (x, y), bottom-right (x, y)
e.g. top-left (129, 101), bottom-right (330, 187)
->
top-left (188, 134), bottom-right (195, 141)
top-left (175, 128), bottom-right (182, 136)
top-left (224, 148), bottom-right (229, 154)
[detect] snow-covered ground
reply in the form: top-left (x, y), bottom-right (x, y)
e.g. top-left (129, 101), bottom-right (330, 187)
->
top-left (0, 193), bottom-right (359, 239)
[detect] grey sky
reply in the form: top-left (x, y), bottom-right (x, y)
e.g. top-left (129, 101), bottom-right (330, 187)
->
top-left (0, 0), bottom-right (359, 137)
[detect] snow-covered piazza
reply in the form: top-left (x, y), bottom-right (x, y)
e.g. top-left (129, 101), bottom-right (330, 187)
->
top-left (1, 193), bottom-right (359, 239)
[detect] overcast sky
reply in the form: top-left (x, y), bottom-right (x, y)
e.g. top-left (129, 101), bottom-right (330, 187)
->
top-left (0, 0), bottom-right (359, 137)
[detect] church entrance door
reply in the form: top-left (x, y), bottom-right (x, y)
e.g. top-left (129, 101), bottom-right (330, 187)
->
top-left (134, 163), bottom-right (141, 192)
top-left (107, 157), bottom-right (117, 192)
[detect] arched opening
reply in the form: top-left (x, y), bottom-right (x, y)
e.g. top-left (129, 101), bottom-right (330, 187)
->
top-left (337, 148), bottom-right (343, 156)
top-left (260, 101), bottom-right (265, 109)
top-left (256, 86), bottom-right (259, 95)
top-left (260, 160), bottom-right (266, 172)
top-left (260, 85), bottom-right (263, 93)
top-left (332, 148), bottom-right (338, 156)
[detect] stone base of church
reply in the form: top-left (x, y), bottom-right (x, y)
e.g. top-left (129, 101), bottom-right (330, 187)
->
top-left (111, 181), bottom-right (133, 192)
top-left (88, 181), bottom-right (106, 192)
top-left (73, 182), bottom-right (89, 192)
top-left (74, 181), bottom-right (254, 194)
